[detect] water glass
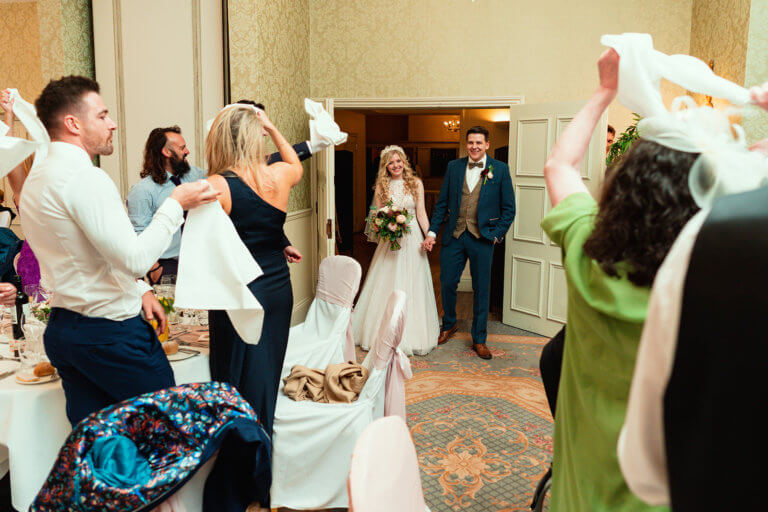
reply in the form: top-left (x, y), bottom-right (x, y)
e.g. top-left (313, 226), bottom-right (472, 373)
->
top-left (20, 322), bottom-right (45, 369)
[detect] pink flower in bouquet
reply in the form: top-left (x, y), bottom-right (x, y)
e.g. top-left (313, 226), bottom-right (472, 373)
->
top-left (396, 214), bottom-right (406, 224)
top-left (375, 218), bottom-right (384, 226)
top-left (380, 206), bottom-right (391, 215)
top-left (372, 225), bottom-right (380, 232)
top-left (387, 222), bottom-right (397, 231)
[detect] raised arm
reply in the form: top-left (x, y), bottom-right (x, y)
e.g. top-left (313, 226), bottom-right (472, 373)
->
top-left (544, 49), bottom-right (618, 207)
top-left (258, 110), bottom-right (303, 186)
top-left (1, 89), bottom-right (27, 206)
top-left (70, 170), bottom-right (217, 277)
top-left (266, 141), bottom-right (312, 165)
top-left (415, 179), bottom-right (430, 236)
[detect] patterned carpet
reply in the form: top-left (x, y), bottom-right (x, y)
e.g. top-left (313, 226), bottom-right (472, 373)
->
top-left (404, 332), bottom-right (552, 512)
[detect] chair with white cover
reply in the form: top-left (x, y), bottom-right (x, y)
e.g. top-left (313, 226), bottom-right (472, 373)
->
top-left (348, 416), bottom-right (427, 512)
top-left (270, 290), bottom-right (411, 510)
top-left (281, 255), bottom-right (361, 377)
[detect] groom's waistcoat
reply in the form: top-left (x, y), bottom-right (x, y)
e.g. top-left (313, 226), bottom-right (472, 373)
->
top-left (453, 176), bottom-right (481, 239)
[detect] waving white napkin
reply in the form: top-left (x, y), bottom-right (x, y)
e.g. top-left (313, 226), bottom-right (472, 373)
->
top-left (175, 194), bottom-right (265, 344)
top-left (305, 98), bottom-right (347, 152)
top-left (0, 89), bottom-right (49, 177)
top-left (601, 33), bottom-right (750, 119)
top-left (601, 33), bottom-right (768, 208)
top-left (204, 99), bottom-right (348, 156)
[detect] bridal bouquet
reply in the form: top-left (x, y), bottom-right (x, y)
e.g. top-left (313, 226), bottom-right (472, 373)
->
top-left (366, 200), bottom-right (414, 251)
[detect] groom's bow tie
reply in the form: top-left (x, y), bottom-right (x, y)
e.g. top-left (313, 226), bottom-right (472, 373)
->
top-left (468, 161), bottom-right (483, 169)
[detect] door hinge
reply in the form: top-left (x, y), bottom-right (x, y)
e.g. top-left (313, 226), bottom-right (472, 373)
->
top-left (325, 219), bottom-right (333, 238)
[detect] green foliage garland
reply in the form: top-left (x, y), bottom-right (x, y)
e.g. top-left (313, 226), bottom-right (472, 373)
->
top-left (606, 114), bottom-right (641, 166)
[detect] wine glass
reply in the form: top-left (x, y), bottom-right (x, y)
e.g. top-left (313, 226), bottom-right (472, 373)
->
top-left (24, 285), bottom-right (42, 304)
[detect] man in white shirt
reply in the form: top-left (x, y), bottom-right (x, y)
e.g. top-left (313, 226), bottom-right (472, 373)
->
top-left (20, 76), bottom-right (218, 425)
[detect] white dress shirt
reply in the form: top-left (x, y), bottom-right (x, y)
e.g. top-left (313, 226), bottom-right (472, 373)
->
top-left (464, 154), bottom-right (486, 193)
top-left (20, 142), bottom-right (184, 321)
top-left (427, 154), bottom-right (487, 239)
top-left (617, 209), bottom-right (708, 506)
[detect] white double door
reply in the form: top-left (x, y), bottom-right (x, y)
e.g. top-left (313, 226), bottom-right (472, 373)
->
top-left (502, 101), bottom-right (607, 337)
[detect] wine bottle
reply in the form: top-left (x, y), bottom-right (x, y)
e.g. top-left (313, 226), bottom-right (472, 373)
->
top-left (11, 275), bottom-right (28, 342)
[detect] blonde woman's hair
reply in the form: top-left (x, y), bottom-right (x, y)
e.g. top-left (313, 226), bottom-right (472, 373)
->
top-left (205, 105), bottom-right (271, 193)
top-left (375, 145), bottom-right (419, 205)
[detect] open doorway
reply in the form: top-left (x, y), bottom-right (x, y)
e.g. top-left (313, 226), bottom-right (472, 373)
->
top-left (333, 107), bottom-right (511, 322)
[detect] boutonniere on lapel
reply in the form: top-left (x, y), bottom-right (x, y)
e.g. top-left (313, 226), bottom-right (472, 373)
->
top-left (481, 164), bottom-right (494, 186)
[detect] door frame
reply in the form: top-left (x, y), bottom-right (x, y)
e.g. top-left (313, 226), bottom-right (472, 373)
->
top-left (311, 96), bottom-right (524, 290)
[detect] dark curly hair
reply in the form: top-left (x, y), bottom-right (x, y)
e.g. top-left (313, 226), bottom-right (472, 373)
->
top-left (34, 75), bottom-right (100, 134)
top-left (583, 139), bottom-right (700, 287)
top-left (141, 126), bottom-right (182, 184)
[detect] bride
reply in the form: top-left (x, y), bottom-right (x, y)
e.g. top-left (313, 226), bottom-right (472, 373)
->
top-left (352, 145), bottom-right (439, 356)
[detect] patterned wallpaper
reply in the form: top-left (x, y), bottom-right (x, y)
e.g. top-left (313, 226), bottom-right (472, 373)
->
top-left (0, 2), bottom-right (45, 100)
top-left (60, 0), bottom-right (95, 78)
top-left (37, 0), bottom-right (65, 81)
top-left (308, 0), bottom-right (694, 132)
top-left (689, 0), bottom-right (751, 108)
top-left (744, 0), bottom-right (768, 143)
top-left (308, 0), bottom-right (693, 103)
top-left (0, 0), bottom-right (93, 103)
top-left (228, 0), bottom-right (312, 212)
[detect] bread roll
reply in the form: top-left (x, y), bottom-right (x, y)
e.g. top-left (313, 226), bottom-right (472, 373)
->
top-left (34, 361), bottom-right (56, 377)
top-left (162, 340), bottom-right (179, 355)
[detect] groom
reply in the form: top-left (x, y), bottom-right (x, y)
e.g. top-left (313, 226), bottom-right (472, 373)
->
top-left (422, 126), bottom-right (516, 359)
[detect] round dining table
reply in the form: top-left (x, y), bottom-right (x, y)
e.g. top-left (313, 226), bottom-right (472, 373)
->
top-left (0, 325), bottom-right (211, 511)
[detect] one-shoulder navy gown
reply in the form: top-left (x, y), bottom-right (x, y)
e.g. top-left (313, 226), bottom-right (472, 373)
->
top-left (209, 170), bottom-right (293, 436)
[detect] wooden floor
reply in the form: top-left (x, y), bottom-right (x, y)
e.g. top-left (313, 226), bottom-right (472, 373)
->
top-left (340, 233), bottom-right (501, 322)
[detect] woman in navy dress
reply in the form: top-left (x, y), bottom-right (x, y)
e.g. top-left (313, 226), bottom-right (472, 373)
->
top-left (205, 104), bottom-right (302, 440)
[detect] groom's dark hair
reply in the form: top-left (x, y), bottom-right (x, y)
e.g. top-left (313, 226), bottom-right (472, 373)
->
top-left (466, 125), bottom-right (489, 142)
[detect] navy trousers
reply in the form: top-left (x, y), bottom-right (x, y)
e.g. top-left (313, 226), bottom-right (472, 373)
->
top-left (44, 308), bottom-right (175, 426)
top-left (439, 231), bottom-right (495, 344)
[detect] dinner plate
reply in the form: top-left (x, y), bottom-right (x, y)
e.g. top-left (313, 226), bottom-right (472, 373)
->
top-left (15, 371), bottom-right (60, 385)
top-left (166, 347), bottom-right (200, 362)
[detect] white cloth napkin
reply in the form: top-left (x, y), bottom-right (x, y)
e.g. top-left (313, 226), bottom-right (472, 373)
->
top-left (306, 98), bottom-right (348, 152)
top-left (0, 89), bottom-right (49, 177)
top-left (175, 195), bottom-right (265, 344)
top-left (600, 33), bottom-right (751, 120)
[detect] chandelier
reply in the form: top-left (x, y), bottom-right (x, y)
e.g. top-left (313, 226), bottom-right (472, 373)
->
top-left (443, 119), bottom-right (460, 132)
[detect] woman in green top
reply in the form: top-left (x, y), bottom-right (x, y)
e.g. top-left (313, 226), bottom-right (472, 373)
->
top-left (541, 49), bottom-right (700, 511)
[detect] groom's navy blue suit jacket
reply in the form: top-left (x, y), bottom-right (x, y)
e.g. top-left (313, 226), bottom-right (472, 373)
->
top-left (429, 156), bottom-right (516, 245)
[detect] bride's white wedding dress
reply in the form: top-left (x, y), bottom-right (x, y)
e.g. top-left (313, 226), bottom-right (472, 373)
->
top-left (352, 179), bottom-right (439, 356)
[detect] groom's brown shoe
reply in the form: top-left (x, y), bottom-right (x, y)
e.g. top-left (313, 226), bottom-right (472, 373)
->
top-left (437, 325), bottom-right (458, 345)
top-left (473, 343), bottom-right (492, 360)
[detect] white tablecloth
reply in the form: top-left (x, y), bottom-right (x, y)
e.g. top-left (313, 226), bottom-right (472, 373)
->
top-left (0, 328), bottom-right (211, 511)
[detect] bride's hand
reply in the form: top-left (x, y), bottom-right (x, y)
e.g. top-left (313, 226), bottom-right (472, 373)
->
top-left (422, 236), bottom-right (435, 252)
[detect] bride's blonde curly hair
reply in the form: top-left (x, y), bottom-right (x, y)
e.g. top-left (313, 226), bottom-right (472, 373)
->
top-left (375, 145), bottom-right (420, 205)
